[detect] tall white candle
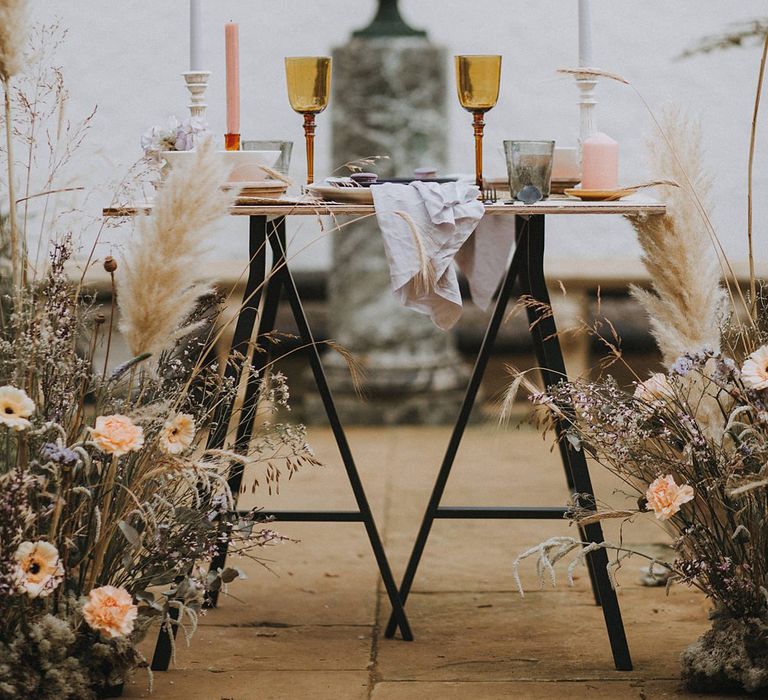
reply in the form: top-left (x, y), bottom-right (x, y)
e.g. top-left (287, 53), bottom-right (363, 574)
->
top-left (578, 0), bottom-right (593, 67)
top-left (190, 0), bottom-right (203, 71)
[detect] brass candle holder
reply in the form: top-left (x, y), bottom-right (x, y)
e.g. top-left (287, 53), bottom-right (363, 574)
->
top-left (455, 55), bottom-right (502, 189)
top-left (285, 56), bottom-right (331, 185)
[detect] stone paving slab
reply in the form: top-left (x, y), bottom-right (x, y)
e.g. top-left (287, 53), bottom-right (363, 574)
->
top-left (235, 426), bottom-right (392, 513)
top-left (370, 680), bottom-right (740, 699)
top-left (382, 425), bottom-right (670, 593)
top-left (197, 523), bottom-right (378, 627)
top-left (124, 426), bottom-right (726, 700)
top-left (374, 586), bottom-right (706, 682)
top-left (144, 624), bottom-right (371, 673)
top-left (128, 670), bottom-right (369, 700)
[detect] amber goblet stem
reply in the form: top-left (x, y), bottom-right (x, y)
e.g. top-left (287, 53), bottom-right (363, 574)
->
top-left (472, 111), bottom-right (485, 189)
top-left (303, 113), bottom-right (317, 185)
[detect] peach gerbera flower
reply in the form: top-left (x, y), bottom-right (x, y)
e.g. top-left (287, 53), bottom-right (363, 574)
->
top-left (14, 541), bottom-right (64, 598)
top-left (159, 413), bottom-right (195, 455)
top-left (82, 585), bottom-right (138, 638)
top-left (0, 386), bottom-right (35, 431)
top-left (741, 345), bottom-right (768, 390)
top-left (90, 415), bottom-right (144, 456)
top-left (645, 474), bottom-right (694, 521)
top-left (633, 373), bottom-right (674, 404)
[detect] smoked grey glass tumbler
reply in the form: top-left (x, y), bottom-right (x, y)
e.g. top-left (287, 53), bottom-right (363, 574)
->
top-left (504, 140), bottom-right (555, 201)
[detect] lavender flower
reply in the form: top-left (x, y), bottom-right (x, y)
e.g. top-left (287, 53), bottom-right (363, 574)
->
top-left (670, 354), bottom-right (694, 377)
top-left (39, 442), bottom-right (79, 467)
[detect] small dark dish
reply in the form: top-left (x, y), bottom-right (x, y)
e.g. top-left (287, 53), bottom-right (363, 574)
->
top-left (350, 172), bottom-right (379, 186)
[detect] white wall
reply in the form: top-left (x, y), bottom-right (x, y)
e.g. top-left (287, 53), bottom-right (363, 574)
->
top-left (27, 0), bottom-right (768, 271)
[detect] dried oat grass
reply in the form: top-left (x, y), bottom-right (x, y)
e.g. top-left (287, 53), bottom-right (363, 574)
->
top-left (118, 140), bottom-right (232, 357)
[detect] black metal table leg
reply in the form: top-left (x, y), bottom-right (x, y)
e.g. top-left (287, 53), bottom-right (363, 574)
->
top-left (207, 216), bottom-right (269, 453)
top-left (268, 225), bottom-right (413, 641)
top-left (234, 217), bottom-right (286, 456)
top-left (195, 217), bottom-right (411, 640)
top-left (151, 216), bottom-right (269, 671)
top-left (517, 215), bottom-right (632, 670)
top-left (514, 216), bottom-right (601, 606)
top-left (384, 231), bottom-right (528, 639)
top-left (206, 217), bottom-right (285, 608)
top-left (385, 214), bottom-right (631, 672)
top-left (149, 600), bottom-right (180, 672)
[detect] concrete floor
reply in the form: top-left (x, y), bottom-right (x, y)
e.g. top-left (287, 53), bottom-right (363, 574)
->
top-left (125, 426), bottom-right (735, 700)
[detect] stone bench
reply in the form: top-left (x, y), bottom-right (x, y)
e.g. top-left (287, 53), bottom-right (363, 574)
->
top-left (72, 257), bottom-right (762, 381)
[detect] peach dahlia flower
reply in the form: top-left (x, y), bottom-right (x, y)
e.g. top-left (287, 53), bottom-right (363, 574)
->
top-left (159, 413), bottom-right (195, 455)
top-left (90, 415), bottom-right (144, 456)
top-left (82, 585), bottom-right (138, 638)
top-left (645, 475), bottom-right (694, 521)
top-left (0, 386), bottom-right (35, 431)
top-left (741, 345), bottom-right (768, 390)
top-left (14, 541), bottom-right (64, 598)
top-left (633, 373), bottom-right (674, 404)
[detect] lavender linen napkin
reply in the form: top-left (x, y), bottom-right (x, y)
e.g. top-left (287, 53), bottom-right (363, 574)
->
top-left (371, 181), bottom-right (513, 330)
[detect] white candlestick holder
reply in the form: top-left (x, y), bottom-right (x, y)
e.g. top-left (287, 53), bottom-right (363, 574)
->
top-left (575, 72), bottom-right (598, 159)
top-left (183, 70), bottom-right (211, 121)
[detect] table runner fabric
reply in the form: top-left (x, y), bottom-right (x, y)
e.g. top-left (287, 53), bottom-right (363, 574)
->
top-left (371, 181), bottom-right (514, 330)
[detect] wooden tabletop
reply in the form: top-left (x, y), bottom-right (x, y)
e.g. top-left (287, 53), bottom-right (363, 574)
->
top-left (103, 197), bottom-right (666, 218)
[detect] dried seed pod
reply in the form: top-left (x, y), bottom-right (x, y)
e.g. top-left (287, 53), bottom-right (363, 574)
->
top-left (103, 256), bottom-right (118, 273)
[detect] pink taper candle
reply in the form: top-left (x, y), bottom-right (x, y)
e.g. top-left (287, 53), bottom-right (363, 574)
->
top-left (581, 132), bottom-right (618, 189)
top-left (225, 22), bottom-right (240, 137)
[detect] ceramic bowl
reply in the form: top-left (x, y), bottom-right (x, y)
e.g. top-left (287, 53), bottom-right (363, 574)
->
top-left (161, 150), bottom-right (281, 182)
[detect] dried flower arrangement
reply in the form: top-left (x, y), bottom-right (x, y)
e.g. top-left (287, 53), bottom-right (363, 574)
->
top-left (514, 43), bottom-right (768, 694)
top-left (0, 14), bottom-right (316, 700)
top-left (141, 116), bottom-right (210, 162)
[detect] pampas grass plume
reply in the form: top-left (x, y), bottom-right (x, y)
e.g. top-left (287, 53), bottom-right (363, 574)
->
top-left (0, 0), bottom-right (27, 81)
top-left (628, 108), bottom-right (726, 365)
top-left (118, 140), bottom-right (232, 357)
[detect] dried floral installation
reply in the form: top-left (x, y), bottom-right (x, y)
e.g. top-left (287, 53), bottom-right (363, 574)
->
top-left (0, 15), bottom-right (317, 700)
top-left (514, 51), bottom-right (768, 694)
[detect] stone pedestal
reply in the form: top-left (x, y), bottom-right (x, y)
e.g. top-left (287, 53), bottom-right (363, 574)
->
top-left (310, 36), bottom-right (469, 424)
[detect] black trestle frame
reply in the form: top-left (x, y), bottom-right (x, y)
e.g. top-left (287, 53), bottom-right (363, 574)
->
top-left (151, 214), bottom-right (631, 673)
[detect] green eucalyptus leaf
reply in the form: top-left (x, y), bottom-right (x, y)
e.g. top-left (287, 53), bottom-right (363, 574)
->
top-left (220, 567), bottom-right (246, 583)
top-left (565, 432), bottom-right (582, 451)
top-left (149, 571), bottom-right (179, 587)
top-left (134, 590), bottom-right (155, 604)
top-left (118, 520), bottom-right (141, 547)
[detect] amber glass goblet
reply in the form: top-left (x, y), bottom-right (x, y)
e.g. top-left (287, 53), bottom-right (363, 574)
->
top-left (285, 56), bottom-right (331, 185)
top-left (455, 55), bottom-right (502, 188)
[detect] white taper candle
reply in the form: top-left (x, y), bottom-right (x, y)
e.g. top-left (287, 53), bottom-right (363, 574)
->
top-left (578, 0), bottom-right (594, 67)
top-left (190, 0), bottom-right (203, 71)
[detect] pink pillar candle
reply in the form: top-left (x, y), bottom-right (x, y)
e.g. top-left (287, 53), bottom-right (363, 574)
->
top-left (581, 132), bottom-right (618, 190)
top-left (225, 22), bottom-right (240, 135)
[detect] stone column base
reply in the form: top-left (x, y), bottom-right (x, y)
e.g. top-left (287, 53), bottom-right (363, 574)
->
top-left (303, 385), bottom-right (470, 426)
top-left (302, 351), bottom-right (472, 425)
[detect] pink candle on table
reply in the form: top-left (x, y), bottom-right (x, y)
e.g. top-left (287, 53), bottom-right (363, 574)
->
top-left (581, 132), bottom-right (618, 190)
top-left (225, 22), bottom-right (240, 142)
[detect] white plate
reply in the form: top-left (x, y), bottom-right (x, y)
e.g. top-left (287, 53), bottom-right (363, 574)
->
top-left (162, 150), bottom-right (281, 183)
top-left (306, 184), bottom-right (374, 204)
